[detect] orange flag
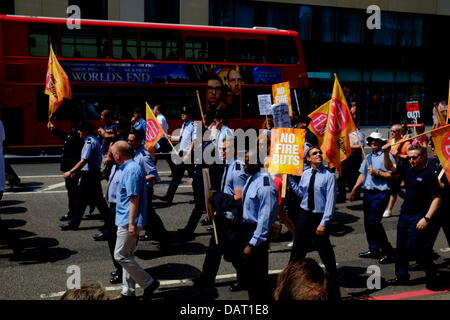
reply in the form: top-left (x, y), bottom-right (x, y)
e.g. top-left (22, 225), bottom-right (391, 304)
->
top-left (308, 100), bottom-right (331, 146)
top-left (45, 45), bottom-right (72, 118)
top-left (321, 74), bottom-right (356, 175)
top-left (145, 102), bottom-right (165, 153)
top-left (431, 124), bottom-right (450, 182)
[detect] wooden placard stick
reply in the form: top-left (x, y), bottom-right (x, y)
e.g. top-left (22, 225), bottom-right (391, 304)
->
top-left (202, 168), bottom-right (219, 245)
top-left (196, 90), bottom-right (207, 128)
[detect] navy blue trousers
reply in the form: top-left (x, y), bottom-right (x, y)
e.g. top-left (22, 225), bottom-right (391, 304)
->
top-left (363, 190), bottom-right (392, 254)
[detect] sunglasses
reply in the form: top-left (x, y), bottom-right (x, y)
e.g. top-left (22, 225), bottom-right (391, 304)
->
top-left (407, 155), bottom-right (422, 161)
top-left (310, 151), bottom-right (323, 156)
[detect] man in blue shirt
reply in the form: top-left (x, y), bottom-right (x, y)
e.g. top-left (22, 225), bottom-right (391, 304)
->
top-left (61, 121), bottom-right (109, 231)
top-left (193, 136), bottom-right (248, 290)
top-left (236, 152), bottom-right (278, 300)
top-left (288, 146), bottom-right (338, 278)
top-left (159, 106), bottom-right (197, 204)
top-left (130, 107), bottom-right (146, 134)
top-left (128, 129), bottom-right (171, 250)
top-left (350, 132), bottom-right (395, 263)
top-left (110, 141), bottom-right (160, 300)
top-left (383, 144), bottom-right (442, 289)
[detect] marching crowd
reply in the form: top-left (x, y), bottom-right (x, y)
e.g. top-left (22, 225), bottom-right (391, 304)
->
top-left (1, 101), bottom-right (449, 301)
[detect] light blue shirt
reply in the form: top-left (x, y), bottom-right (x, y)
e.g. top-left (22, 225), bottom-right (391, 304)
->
top-left (107, 164), bottom-right (121, 204)
top-left (178, 120), bottom-right (197, 153)
top-left (242, 170), bottom-right (279, 247)
top-left (289, 165), bottom-right (337, 227)
top-left (215, 125), bottom-right (234, 161)
top-left (221, 158), bottom-right (248, 195)
top-left (359, 150), bottom-right (396, 191)
top-left (80, 134), bottom-right (102, 171)
top-left (133, 145), bottom-right (159, 187)
top-left (133, 119), bottom-right (147, 132)
top-left (157, 114), bottom-right (169, 133)
top-left (115, 160), bottom-right (147, 228)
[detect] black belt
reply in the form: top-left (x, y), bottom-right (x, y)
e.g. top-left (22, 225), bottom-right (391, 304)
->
top-left (364, 189), bottom-right (388, 194)
top-left (300, 208), bottom-right (323, 215)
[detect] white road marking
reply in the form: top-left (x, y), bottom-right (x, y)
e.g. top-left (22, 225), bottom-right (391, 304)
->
top-left (20, 175), bottom-right (62, 179)
top-left (3, 190), bottom-right (67, 196)
top-left (42, 182), bottom-right (66, 191)
top-left (39, 269), bottom-right (285, 299)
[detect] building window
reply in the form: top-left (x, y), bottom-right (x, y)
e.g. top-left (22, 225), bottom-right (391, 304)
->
top-left (69, 0), bottom-right (108, 20)
top-left (0, 0), bottom-right (14, 14)
top-left (372, 12), bottom-right (397, 46)
top-left (298, 6), bottom-right (312, 41)
top-left (145, 0), bottom-right (180, 23)
top-left (320, 7), bottom-right (337, 42)
top-left (338, 9), bottom-right (362, 44)
top-left (209, 0), bottom-right (254, 27)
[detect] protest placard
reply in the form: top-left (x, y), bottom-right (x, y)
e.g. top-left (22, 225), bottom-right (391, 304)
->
top-left (406, 101), bottom-right (422, 127)
top-left (268, 128), bottom-right (305, 175)
top-left (271, 103), bottom-right (291, 128)
top-left (257, 94), bottom-right (272, 115)
top-left (272, 81), bottom-right (292, 116)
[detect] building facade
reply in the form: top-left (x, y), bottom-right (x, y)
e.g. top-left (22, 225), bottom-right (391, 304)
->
top-left (2, 0), bottom-right (449, 126)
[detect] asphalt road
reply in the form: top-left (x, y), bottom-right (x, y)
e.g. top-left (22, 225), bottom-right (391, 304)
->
top-left (1, 160), bottom-right (450, 301)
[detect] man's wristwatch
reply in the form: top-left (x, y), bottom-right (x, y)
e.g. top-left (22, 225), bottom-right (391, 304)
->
top-left (424, 216), bottom-right (431, 222)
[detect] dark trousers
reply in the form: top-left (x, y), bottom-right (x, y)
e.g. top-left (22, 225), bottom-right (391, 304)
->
top-left (106, 204), bottom-right (122, 274)
top-left (164, 162), bottom-right (194, 202)
top-left (290, 209), bottom-right (338, 276)
top-left (201, 215), bottom-right (242, 284)
top-left (181, 165), bottom-right (206, 233)
top-left (69, 170), bottom-right (109, 227)
top-left (65, 174), bottom-right (80, 216)
top-left (395, 214), bottom-right (437, 279)
top-left (144, 187), bottom-right (170, 244)
top-left (235, 225), bottom-right (271, 301)
top-left (363, 190), bottom-right (392, 254)
top-left (429, 204), bottom-right (450, 248)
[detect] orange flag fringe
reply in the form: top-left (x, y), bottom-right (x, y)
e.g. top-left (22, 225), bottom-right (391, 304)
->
top-left (145, 102), bottom-right (165, 153)
top-left (321, 75), bottom-right (356, 175)
top-left (431, 124), bottom-right (450, 182)
top-left (45, 45), bottom-right (72, 118)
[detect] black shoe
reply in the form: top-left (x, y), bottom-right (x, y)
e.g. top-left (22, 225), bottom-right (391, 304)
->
top-left (60, 223), bottom-right (78, 231)
top-left (158, 195), bottom-right (173, 205)
top-left (378, 254), bottom-right (394, 264)
top-left (60, 214), bottom-right (70, 222)
top-left (189, 199), bottom-right (195, 204)
top-left (89, 205), bottom-right (96, 214)
top-left (359, 250), bottom-right (381, 259)
top-left (426, 274), bottom-right (443, 291)
top-left (387, 276), bottom-right (410, 286)
top-left (110, 274), bottom-right (122, 284)
top-left (139, 234), bottom-right (151, 241)
top-left (192, 277), bottom-right (214, 288)
top-left (229, 281), bottom-right (246, 292)
top-left (142, 280), bottom-right (160, 300)
top-left (200, 218), bottom-right (212, 226)
top-left (206, 227), bottom-right (214, 232)
top-left (93, 232), bottom-right (110, 241)
top-left (111, 270), bottom-right (120, 276)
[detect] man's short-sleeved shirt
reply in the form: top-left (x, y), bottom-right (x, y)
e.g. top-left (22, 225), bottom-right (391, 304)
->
top-left (359, 150), bottom-right (396, 191)
top-left (115, 160), bottom-right (147, 228)
top-left (221, 158), bottom-right (248, 195)
top-left (100, 123), bottom-right (117, 156)
top-left (397, 161), bottom-right (441, 216)
top-left (133, 145), bottom-right (159, 187)
top-left (80, 134), bottom-right (102, 171)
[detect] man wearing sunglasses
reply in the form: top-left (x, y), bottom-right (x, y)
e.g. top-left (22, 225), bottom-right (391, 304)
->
top-left (350, 132), bottom-right (395, 264)
top-left (288, 147), bottom-right (339, 282)
top-left (383, 144), bottom-right (442, 289)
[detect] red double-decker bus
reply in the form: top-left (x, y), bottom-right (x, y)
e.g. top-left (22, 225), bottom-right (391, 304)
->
top-left (0, 14), bottom-right (308, 153)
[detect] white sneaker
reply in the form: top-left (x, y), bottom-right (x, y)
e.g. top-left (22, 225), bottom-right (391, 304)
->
top-left (383, 210), bottom-right (392, 218)
top-left (287, 241), bottom-right (294, 248)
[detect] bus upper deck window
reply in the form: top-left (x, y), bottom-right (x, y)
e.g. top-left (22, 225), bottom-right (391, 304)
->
top-left (61, 27), bottom-right (109, 58)
top-left (184, 37), bottom-right (225, 62)
top-left (29, 24), bottom-right (57, 57)
top-left (228, 39), bottom-right (265, 63)
top-left (140, 30), bottom-right (181, 61)
top-left (268, 36), bottom-right (299, 64)
top-left (112, 28), bottom-right (137, 59)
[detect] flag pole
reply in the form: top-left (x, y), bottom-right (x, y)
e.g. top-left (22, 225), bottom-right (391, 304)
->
top-left (389, 124), bottom-right (450, 147)
top-left (196, 90), bottom-right (207, 127)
